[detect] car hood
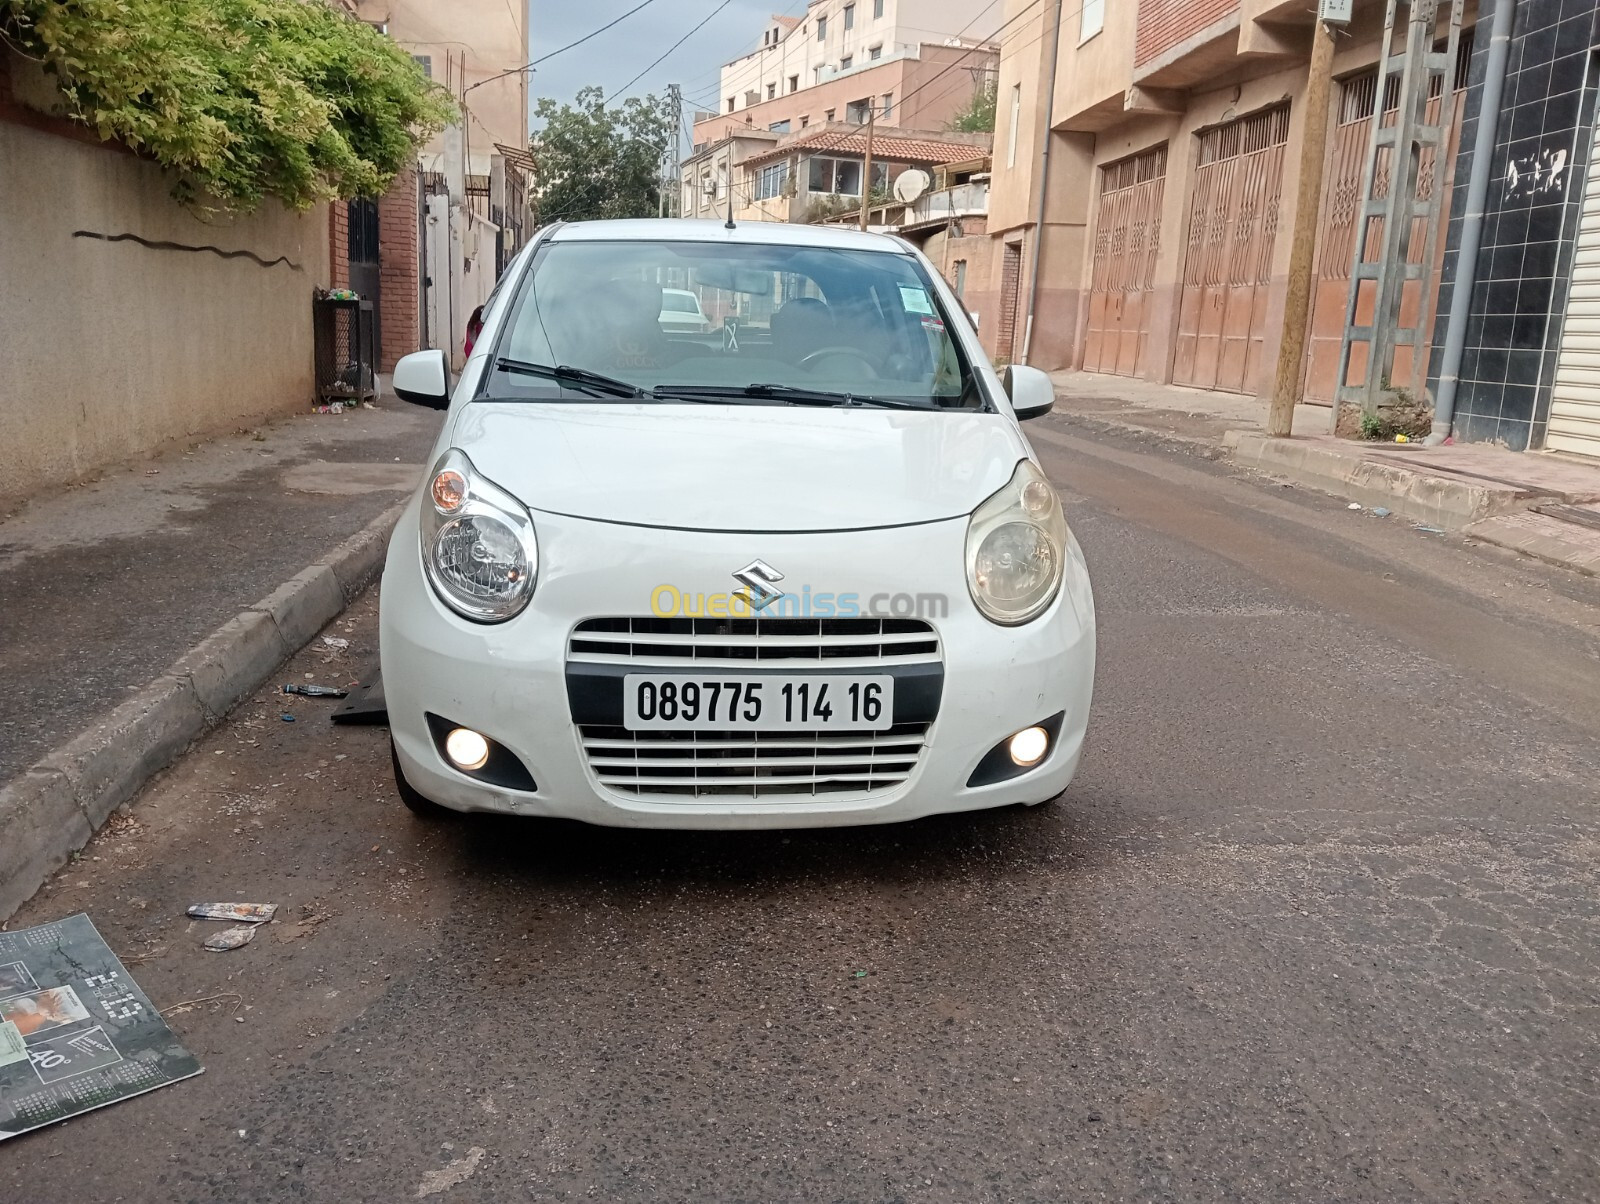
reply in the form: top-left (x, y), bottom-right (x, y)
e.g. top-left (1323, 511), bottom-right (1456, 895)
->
top-left (449, 402), bottom-right (1026, 532)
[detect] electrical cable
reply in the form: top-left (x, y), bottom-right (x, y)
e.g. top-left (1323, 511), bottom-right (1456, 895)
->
top-left (610, 0), bottom-right (741, 100)
top-left (470, 0), bottom-right (662, 94)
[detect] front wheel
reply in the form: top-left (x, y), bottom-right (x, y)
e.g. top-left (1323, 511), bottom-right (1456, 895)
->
top-left (390, 739), bottom-right (454, 820)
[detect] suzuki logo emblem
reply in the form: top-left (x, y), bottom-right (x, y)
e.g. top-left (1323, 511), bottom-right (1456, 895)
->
top-left (732, 560), bottom-right (785, 611)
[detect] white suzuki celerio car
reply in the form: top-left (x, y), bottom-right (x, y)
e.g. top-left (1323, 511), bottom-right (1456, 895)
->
top-left (382, 219), bottom-right (1094, 829)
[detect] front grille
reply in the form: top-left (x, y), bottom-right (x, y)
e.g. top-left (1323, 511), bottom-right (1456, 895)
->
top-left (579, 722), bottom-right (930, 800)
top-left (569, 616), bottom-right (939, 666)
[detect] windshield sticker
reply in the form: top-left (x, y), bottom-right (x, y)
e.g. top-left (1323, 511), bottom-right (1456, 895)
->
top-left (898, 286), bottom-right (935, 315)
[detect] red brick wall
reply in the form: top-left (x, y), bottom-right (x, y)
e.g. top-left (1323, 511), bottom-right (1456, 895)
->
top-left (376, 167), bottom-right (419, 372)
top-left (1135, 0), bottom-right (1239, 66)
top-left (329, 202), bottom-right (349, 290)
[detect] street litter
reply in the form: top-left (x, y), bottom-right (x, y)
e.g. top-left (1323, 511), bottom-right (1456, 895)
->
top-left (1413, 525), bottom-right (1446, 534)
top-left (203, 926), bottom-right (257, 952)
top-left (282, 683), bottom-right (349, 698)
top-left (0, 914), bottom-right (202, 1141)
top-left (1347, 502), bottom-right (1362, 510)
top-left (187, 903), bottom-right (277, 924)
top-left (321, 636), bottom-right (350, 650)
top-left (279, 712), bottom-right (296, 722)
top-left (1372, 507), bottom-right (1392, 517)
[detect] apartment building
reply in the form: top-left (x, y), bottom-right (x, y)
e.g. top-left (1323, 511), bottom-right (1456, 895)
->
top-left (983, 0), bottom-right (1479, 408)
top-left (334, 0), bottom-right (531, 370)
top-left (686, 1), bottom-right (1001, 223)
top-left (703, 0), bottom-right (1003, 129)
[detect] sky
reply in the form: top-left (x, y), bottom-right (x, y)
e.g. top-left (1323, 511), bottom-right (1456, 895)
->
top-left (528, 0), bottom-right (799, 126)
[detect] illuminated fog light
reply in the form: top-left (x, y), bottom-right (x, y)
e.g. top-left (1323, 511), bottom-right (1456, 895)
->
top-left (1008, 726), bottom-right (1049, 767)
top-left (445, 727), bottom-right (490, 771)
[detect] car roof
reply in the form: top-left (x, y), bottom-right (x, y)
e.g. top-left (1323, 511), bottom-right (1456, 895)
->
top-left (546, 218), bottom-right (909, 254)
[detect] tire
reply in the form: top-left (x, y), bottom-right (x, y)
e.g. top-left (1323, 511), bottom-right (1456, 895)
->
top-left (390, 739), bottom-right (454, 819)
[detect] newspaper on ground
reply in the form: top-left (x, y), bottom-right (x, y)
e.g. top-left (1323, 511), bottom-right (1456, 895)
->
top-left (186, 903), bottom-right (277, 924)
top-left (0, 914), bottom-right (201, 1141)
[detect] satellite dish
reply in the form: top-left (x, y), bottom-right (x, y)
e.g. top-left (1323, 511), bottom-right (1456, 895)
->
top-left (893, 169), bottom-right (931, 203)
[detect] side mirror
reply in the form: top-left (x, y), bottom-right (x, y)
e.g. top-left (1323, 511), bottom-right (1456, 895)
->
top-left (393, 350), bottom-right (451, 411)
top-left (1003, 364), bottom-right (1054, 421)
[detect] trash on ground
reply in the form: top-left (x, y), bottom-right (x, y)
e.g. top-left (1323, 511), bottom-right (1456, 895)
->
top-left (280, 712), bottom-right (296, 722)
top-left (321, 636), bottom-right (350, 650)
top-left (282, 683), bottom-right (349, 698)
top-left (0, 914), bottom-right (202, 1141)
top-left (1371, 507), bottom-right (1392, 517)
top-left (1395, 434), bottom-right (1410, 443)
top-left (1413, 525), bottom-right (1446, 534)
top-left (203, 926), bottom-right (257, 952)
top-left (187, 903), bottom-right (277, 924)
top-left (1347, 502), bottom-right (1362, 510)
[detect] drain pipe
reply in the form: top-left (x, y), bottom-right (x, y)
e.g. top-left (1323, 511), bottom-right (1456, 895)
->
top-left (1427, 0), bottom-right (1516, 445)
top-left (1019, 0), bottom-right (1065, 365)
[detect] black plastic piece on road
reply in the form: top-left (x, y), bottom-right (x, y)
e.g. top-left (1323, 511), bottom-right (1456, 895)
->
top-left (331, 670), bottom-right (388, 726)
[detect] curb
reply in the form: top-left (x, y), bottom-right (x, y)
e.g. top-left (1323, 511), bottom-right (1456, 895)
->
top-left (0, 503), bottom-right (404, 921)
top-left (1226, 433), bottom-right (1542, 529)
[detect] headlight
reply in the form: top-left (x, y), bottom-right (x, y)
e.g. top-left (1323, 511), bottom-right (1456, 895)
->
top-left (965, 459), bottom-right (1068, 625)
top-left (419, 449), bottom-right (538, 622)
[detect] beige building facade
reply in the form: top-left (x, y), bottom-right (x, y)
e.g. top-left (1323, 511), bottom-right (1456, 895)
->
top-left (711, 0), bottom-right (1003, 125)
top-left (984, 0), bottom-right (1476, 402)
top-left (354, 0), bottom-right (529, 174)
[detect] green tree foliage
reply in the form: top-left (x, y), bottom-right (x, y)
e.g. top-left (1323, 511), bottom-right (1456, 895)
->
top-left (1, 0), bottom-right (454, 211)
top-left (532, 88), bottom-right (675, 223)
top-left (948, 81), bottom-right (997, 134)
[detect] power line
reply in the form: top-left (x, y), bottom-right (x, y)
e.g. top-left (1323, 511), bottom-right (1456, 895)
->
top-left (471, 0), bottom-right (662, 94)
top-left (611, 0), bottom-right (741, 101)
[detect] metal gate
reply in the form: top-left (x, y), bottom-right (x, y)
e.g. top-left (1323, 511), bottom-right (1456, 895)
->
top-left (1083, 145), bottom-right (1167, 376)
top-left (998, 240), bottom-right (1023, 362)
top-left (1173, 106), bottom-right (1290, 393)
top-left (347, 198), bottom-right (381, 367)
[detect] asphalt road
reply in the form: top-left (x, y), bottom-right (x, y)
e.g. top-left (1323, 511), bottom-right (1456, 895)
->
top-left (7, 414), bottom-right (1600, 1203)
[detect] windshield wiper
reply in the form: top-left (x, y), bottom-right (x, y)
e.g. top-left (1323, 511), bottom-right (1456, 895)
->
top-left (651, 383), bottom-right (934, 410)
top-left (494, 358), bottom-right (646, 399)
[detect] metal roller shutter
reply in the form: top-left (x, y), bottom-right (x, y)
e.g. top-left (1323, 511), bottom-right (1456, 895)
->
top-left (1548, 154), bottom-right (1600, 459)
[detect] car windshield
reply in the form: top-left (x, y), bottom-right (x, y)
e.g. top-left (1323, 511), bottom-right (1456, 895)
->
top-left (484, 238), bottom-right (984, 410)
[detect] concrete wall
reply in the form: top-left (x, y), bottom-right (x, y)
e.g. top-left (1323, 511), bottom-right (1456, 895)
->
top-left (0, 98), bottom-right (329, 500)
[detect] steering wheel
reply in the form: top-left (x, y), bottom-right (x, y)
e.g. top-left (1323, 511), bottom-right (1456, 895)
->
top-left (796, 346), bottom-right (881, 377)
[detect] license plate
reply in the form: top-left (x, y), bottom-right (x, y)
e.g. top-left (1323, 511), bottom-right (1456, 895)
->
top-left (622, 674), bottom-right (894, 732)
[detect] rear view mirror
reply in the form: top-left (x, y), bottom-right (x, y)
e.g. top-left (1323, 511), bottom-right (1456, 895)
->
top-left (393, 350), bottom-right (451, 411)
top-left (1003, 365), bottom-right (1054, 421)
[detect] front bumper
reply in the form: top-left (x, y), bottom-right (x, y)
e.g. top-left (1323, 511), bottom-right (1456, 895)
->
top-left (379, 496), bottom-right (1095, 829)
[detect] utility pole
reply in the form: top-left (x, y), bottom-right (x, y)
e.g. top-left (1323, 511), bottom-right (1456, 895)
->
top-left (858, 104), bottom-right (877, 232)
top-left (664, 83), bottom-right (683, 218)
top-left (1265, 17), bottom-right (1337, 437)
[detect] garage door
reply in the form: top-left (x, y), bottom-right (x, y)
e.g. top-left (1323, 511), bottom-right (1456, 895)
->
top-left (1305, 39), bottom-right (1472, 403)
top-left (1174, 106), bottom-right (1290, 393)
top-left (1083, 145), bottom-right (1167, 376)
top-left (1548, 147), bottom-right (1600, 458)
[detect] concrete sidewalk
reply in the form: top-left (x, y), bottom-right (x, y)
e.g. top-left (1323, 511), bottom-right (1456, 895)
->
top-left (0, 402), bottom-right (443, 916)
top-left (1050, 370), bottom-right (1600, 577)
